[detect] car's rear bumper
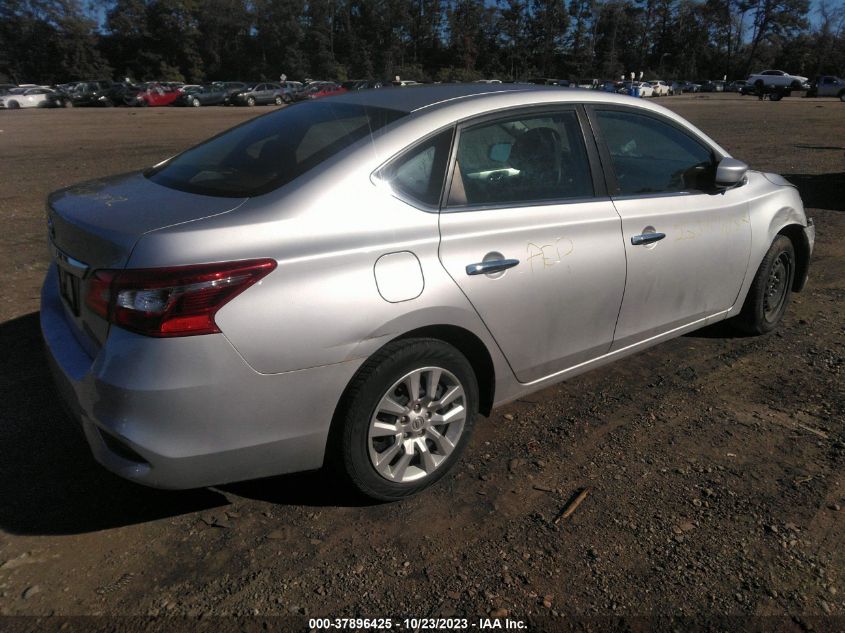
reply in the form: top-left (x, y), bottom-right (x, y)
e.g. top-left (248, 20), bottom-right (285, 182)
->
top-left (40, 263), bottom-right (362, 489)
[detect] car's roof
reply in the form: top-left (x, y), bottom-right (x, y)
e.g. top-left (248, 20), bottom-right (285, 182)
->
top-left (331, 83), bottom-right (587, 113)
top-left (326, 83), bottom-right (731, 165)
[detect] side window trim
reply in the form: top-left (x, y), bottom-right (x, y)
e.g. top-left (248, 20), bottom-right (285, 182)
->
top-left (585, 104), bottom-right (721, 198)
top-left (372, 125), bottom-right (457, 213)
top-left (441, 105), bottom-right (607, 214)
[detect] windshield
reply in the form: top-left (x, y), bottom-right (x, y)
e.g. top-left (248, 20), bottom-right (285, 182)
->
top-left (146, 101), bottom-right (407, 197)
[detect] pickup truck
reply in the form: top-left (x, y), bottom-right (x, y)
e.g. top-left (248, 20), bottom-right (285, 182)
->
top-left (747, 70), bottom-right (809, 99)
top-left (807, 76), bottom-right (845, 100)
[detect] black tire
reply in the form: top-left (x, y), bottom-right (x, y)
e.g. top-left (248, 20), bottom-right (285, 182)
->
top-left (734, 235), bottom-right (796, 335)
top-left (247, 96), bottom-right (256, 106)
top-left (770, 91), bottom-right (783, 101)
top-left (274, 95), bottom-right (283, 105)
top-left (191, 97), bottom-right (201, 107)
top-left (63, 99), bottom-right (73, 108)
top-left (839, 90), bottom-right (845, 102)
top-left (331, 338), bottom-right (479, 501)
top-left (7, 100), bottom-right (19, 109)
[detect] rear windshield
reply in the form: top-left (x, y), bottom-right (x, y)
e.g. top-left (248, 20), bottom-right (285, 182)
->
top-left (146, 102), bottom-right (407, 197)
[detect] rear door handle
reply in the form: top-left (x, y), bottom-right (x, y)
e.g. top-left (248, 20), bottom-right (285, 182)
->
top-left (466, 259), bottom-right (520, 276)
top-left (631, 232), bottom-right (666, 246)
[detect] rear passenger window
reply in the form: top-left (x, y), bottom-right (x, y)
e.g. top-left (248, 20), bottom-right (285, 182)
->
top-left (378, 129), bottom-right (454, 208)
top-left (595, 109), bottom-right (715, 195)
top-left (447, 110), bottom-right (593, 208)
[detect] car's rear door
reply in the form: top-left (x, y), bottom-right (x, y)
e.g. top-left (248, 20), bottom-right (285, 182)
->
top-left (587, 105), bottom-right (752, 350)
top-left (438, 106), bottom-right (627, 383)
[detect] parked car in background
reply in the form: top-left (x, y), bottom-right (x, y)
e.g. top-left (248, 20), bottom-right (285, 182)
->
top-left (41, 84), bottom-right (814, 501)
top-left (601, 80), bottom-right (624, 93)
top-left (807, 76), bottom-right (845, 100)
top-left (133, 84), bottom-right (183, 107)
top-left (747, 70), bottom-right (809, 91)
top-left (392, 79), bottom-right (422, 87)
top-left (69, 80), bottom-right (118, 107)
top-left (231, 83), bottom-right (287, 106)
top-left (528, 78), bottom-right (570, 87)
top-left (177, 82), bottom-right (247, 107)
top-left (0, 86), bottom-right (57, 108)
top-left (310, 82), bottom-right (347, 99)
top-left (726, 80), bottom-right (747, 92)
top-left (0, 83), bottom-right (17, 95)
top-left (342, 79), bottom-right (386, 91)
top-left (621, 81), bottom-right (654, 97)
top-left (42, 87), bottom-right (73, 108)
top-left (678, 81), bottom-right (700, 93)
top-left (294, 81), bottom-right (346, 100)
top-left (649, 80), bottom-right (672, 96)
top-left (576, 78), bottom-right (600, 89)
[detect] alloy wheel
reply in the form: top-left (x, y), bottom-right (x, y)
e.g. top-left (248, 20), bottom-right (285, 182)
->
top-left (367, 366), bottom-right (467, 483)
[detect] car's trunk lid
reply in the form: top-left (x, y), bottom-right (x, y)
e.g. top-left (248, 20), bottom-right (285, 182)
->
top-left (47, 171), bottom-right (247, 352)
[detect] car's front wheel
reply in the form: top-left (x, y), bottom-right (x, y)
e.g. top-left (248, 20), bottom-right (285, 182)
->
top-left (333, 339), bottom-right (478, 501)
top-left (734, 235), bottom-right (796, 334)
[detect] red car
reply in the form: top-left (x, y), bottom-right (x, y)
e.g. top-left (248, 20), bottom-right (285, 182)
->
top-left (134, 85), bottom-right (183, 107)
top-left (307, 82), bottom-right (347, 100)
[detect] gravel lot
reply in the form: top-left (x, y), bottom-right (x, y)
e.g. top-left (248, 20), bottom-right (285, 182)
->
top-left (0, 94), bottom-right (843, 630)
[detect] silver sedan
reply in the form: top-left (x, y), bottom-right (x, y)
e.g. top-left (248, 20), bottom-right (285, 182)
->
top-left (41, 85), bottom-right (814, 500)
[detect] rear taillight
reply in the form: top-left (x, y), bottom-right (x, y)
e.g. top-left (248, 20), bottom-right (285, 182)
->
top-left (84, 259), bottom-right (276, 337)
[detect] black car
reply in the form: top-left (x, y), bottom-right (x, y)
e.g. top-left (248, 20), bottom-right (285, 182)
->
top-left (230, 83), bottom-right (287, 106)
top-left (42, 88), bottom-right (73, 108)
top-left (341, 79), bottom-right (386, 91)
top-left (177, 82), bottom-right (248, 107)
top-left (68, 80), bottom-right (118, 106)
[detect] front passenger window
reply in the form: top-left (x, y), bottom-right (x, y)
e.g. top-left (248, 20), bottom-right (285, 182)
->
top-left (595, 110), bottom-right (715, 195)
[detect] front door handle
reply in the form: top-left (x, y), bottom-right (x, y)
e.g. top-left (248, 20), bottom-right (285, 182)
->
top-left (631, 232), bottom-right (666, 246)
top-left (466, 259), bottom-right (520, 276)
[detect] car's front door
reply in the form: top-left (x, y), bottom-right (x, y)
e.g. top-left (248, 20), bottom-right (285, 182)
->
top-left (588, 106), bottom-right (752, 350)
top-left (438, 108), bottom-right (627, 383)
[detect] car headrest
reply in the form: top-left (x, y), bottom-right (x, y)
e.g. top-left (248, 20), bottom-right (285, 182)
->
top-left (508, 127), bottom-right (562, 172)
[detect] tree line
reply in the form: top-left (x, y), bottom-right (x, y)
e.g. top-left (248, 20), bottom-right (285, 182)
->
top-left (1, 0), bottom-right (844, 86)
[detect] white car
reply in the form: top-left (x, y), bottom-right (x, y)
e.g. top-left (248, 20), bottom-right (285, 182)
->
top-left (0, 87), bottom-right (56, 109)
top-left (649, 80), bottom-right (672, 96)
top-left (747, 70), bottom-right (808, 90)
top-left (635, 82), bottom-right (655, 97)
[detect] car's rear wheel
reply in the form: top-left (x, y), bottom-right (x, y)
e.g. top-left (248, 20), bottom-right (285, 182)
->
top-left (7, 100), bottom-right (19, 109)
top-left (332, 338), bottom-right (478, 501)
top-left (191, 97), bottom-right (201, 107)
top-left (274, 95), bottom-right (283, 105)
top-left (734, 235), bottom-right (796, 335)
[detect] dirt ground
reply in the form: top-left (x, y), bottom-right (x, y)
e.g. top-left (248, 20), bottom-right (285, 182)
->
top-left (0, 94), bottom-right (843, 631)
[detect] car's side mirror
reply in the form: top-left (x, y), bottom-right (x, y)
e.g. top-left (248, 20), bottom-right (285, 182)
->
top-left (715, 157), bottom-right (748, 189)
